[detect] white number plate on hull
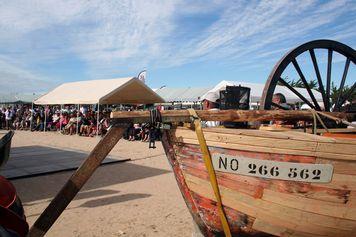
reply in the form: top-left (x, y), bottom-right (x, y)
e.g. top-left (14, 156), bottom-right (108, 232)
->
top-left (212, 154), bottom-right (333, 183)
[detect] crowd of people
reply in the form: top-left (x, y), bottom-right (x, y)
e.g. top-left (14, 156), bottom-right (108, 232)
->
top-left (0, 104), bottom-right (110, 137)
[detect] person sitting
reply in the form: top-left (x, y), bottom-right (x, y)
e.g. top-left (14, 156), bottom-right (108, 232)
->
top-left (63, 114), bottom-right (77, 135)
top-left (80, 114), bottom-right (91, 136)
top-left (52, 112), bottom-right (60, 129)
top-left (270, 93), bottom-right (294, 127)
top-left (202, 93), bottom-right (220, 127)
top-left (98, 114), bottom-right (110, 136)
top-left (140, 124), bottom-right (150, 142)
top-left (272, 93), bottom-right (291, 110)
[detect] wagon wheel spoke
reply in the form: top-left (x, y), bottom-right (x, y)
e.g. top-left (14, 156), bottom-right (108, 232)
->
top-left (325, 49), bottom-right (333, 111)
top-left (278, 77), bottom-right (316, 109)
top-left (291, 58), bottom-right (321, 110)
top-left (338, 82), bottom-right (356, 108)
top-left (334, 58), bottom-right (351, 110)
top-left (309, 49), bottom-right (327, 108)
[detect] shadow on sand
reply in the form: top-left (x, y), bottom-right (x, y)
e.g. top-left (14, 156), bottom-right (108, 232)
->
top-left (79, 193), bottom-right (152, 208)
top-left (12, 161), bottom-right (170, 203)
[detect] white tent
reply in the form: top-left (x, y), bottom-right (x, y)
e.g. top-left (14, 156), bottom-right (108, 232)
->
top-left (201, 80), bottom-right (323, 104)
top-left (34, 77), bottom-right (165, 105)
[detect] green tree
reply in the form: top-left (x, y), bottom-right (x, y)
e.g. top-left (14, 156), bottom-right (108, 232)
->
top-left (283, 78), bottom-right (319, 91)
top-left (331, 82), bottom-right (356, 105)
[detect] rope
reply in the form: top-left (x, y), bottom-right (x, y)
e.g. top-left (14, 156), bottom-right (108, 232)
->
top-left (308, 109), bottom-right (329, 134)
top-left (308, 109), bottom-right (356, 133)
top-left (187, 109), bottom-right (232, 237)
top-left (315, 110), bottom-right (356, 129)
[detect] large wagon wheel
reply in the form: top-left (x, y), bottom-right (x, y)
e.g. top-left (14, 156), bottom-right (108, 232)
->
top-left (261, 39), bottom-right (356, 113)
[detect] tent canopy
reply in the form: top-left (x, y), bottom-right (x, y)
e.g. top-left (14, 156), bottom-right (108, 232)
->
top-left (154, 87), bottom-right (211, 102)
top-left (201, 80), bottom-right (323, 104)
top-left (34, 77), bottom-right (165, 105)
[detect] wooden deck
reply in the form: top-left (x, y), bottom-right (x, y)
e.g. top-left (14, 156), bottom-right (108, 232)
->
top-left (1, 145), bottom-right (129, 179)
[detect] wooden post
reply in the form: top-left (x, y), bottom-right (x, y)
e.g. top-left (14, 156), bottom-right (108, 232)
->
top-left (28, 125), bottom-right (128, 237)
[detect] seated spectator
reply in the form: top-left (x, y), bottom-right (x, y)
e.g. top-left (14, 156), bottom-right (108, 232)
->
top-left (98, 114), bottom-right (110, 136)
top-left (63, 113), bottom-right (77, 135)
top-left (80, 114), bottom-right (91, 136)
top-left (52, 112), bottom-right (60, 130)
top-left (272, 93), bottom-right (291, 110)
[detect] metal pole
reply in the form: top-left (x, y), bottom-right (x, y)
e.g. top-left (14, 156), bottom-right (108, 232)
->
top-left (30, 102), bottom-right (34, 130)
top-left (76, 104), bottom-right (79, 135)
top-left (59, 105), bottom-right (63, 132)
top-left (96, 102), bottom-right (100, 138)
top-left (44, 106), bottom-right (46, 132)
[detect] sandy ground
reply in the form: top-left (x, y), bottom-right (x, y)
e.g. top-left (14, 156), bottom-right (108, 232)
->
top-left (9, 130), bottom-right (195, 236)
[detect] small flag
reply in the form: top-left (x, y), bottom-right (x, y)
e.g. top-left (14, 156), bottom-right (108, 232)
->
top-left (138, 70), bottom-right (147, 83)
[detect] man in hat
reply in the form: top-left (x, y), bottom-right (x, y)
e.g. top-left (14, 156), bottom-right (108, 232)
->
top-left (202, 92), bottom-right (220, 127)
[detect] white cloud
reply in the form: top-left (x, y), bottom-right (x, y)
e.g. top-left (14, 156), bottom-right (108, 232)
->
top-left (0, 56), bottom-right (56, 92)
top-left (0, 0), bottom-right (354, 90)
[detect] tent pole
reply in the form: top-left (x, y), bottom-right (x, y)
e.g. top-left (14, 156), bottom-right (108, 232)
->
top-left (76, 104), bottom-right (79, 135)
top-left (59, 105), bottom-right (63, 132)
top-left (30, 101), bottom-right (34, 130)
top-left (97, 102), bottom-right (100, 138)
top-left (44, 106), bottom-right (46, 132)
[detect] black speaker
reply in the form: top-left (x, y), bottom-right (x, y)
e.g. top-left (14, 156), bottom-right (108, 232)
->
top-left (219, 85), bottom-right (250, 128)
top-left (219, 85), bottom-right (250, 110)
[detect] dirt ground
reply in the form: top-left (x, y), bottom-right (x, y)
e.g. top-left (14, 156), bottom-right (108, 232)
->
top-left (9, 130), bottom-right (195, 236)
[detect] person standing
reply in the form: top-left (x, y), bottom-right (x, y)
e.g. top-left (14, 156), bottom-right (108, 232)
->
top-left (4, 107), bottom-right (13, 130)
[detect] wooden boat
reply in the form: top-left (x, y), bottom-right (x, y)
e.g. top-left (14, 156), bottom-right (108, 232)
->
top-left (0, 131), bottom-right (14, 168)
top-left (160, 126), bottom-right (356, 237)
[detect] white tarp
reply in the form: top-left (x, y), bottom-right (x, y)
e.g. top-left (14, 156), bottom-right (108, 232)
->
top-left (34, 77), bottom-right (165, 105)
top-left (201, 80), bottom-right (323, 104)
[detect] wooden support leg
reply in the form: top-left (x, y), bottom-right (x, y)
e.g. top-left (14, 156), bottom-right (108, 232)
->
top-left (28, 125), bottom-right (127, 237)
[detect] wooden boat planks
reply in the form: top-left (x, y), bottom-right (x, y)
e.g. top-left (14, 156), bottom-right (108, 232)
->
top-left (111, 109), bottom-right (356, 123)
top-left (174, 127), bottom-right (356, 154)
top-left (172, 128), bottom-right (356, 161)
top-left (176, 144), bottom-right (354, 203)
top-left (262, 189), bottom-right (356, 220)
top-left (316, 159), bottom-right (356, 175)
top-left (251, 219), bottom-right (326, 237)
top-left (185, 173), bottom-right (355, 236)
top-left (190, 191), bottom-right (255, 233)
top-left (198, 127), bottom-right (356, 145)
top-left (178, 154), bottom-right (352, 205)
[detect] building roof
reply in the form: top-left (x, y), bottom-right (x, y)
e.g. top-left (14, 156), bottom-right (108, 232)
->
top-left (34, 77), bottom-right (165, 105)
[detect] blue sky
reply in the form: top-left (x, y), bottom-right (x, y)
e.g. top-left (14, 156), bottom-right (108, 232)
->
top-left (0, 0), bottom-right (355, 93)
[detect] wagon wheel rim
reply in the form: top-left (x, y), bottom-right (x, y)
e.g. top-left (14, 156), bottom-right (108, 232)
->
top-left (261, 39), bottom-right (356, 112)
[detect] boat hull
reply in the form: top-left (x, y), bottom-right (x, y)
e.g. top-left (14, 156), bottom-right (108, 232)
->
top-left (0, 131), bottom-right (14, 168)
top-left (161, 127), bottom-right (356, 237)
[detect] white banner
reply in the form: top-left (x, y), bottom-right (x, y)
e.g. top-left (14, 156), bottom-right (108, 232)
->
top-left (138, 70), bottom-right (146, 83)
